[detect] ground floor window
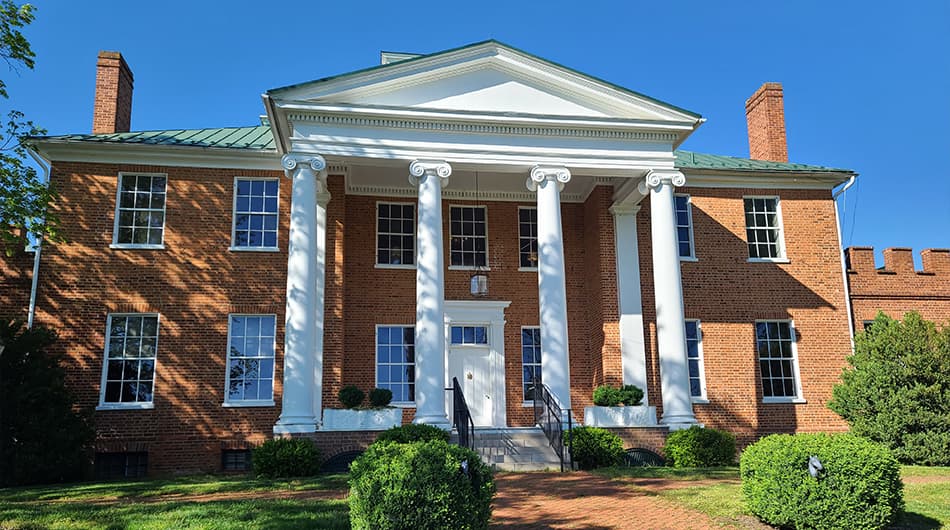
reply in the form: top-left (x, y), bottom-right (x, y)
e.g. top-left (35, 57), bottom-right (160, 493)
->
top-left (376, 325), bottom-right (415, 404)
top-left (685, 320), bottom-right (706, 399)
top-left (94, 452), bottom-right (148, 479)
top-left (100, 314), bottom-right (159, 406)
top-left (521, 327), bottom-right (542, 401)
top-left (225, 315), bottom-right (276, 405)
top-left (755, 320), bottom-right (801, 399)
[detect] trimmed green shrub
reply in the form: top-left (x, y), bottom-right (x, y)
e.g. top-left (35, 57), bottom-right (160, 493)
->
top-left (252, 438), bottom-right (320, 478)
top-left (349, 440), bottom-right (495, 530)
top-left (592, 384), bottom-right (644, 406)
top-left (741, 433), bottom-right (904, 530)
top-left (368, 387), bottom-right (393, 407)
top-left (663, 426), bottom-right (736, 468)
top-left (829, 311), bottom-right (950, 465)
top-left (374, 423), bottom-right (450, 444)
top-left (338, 385), bottom-right (365, 409)
top-left (564, 426), bottom-right (624, 469)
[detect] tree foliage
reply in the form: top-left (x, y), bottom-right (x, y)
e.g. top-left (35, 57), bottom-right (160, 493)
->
top-left (829, 311), bottom-right (950, 465)
top-left (0, 1), bottom-right (58, 252)
top-left (0, 319), bottom-right (94, 485)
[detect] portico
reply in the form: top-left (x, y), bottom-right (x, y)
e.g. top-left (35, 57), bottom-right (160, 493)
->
top-left (269, 40), bottom-right (702, 433)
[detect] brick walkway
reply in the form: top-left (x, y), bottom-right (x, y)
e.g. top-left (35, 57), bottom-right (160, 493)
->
top-left (491, 471), bottom-right (723, 529)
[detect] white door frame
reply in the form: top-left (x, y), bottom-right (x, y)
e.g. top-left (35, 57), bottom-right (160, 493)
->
top-left (444, 300), bottom-right (510, 428)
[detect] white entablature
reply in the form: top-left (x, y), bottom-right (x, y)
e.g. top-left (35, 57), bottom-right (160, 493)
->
top-left (263, 40), bottom-right (704, 175)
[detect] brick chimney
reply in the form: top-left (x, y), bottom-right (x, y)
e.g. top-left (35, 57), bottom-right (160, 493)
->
top-left (92, 51), bottom-right (134, 134)
top-left (745, 82), bottom-right (788, 162)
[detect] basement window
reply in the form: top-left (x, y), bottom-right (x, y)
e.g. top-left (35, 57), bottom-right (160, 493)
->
top-left (222, 449), bottom-right (252, 471)
top-left (95, 452), bottom-right (148, 480)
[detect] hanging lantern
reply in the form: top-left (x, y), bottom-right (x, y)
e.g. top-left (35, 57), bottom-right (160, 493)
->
top-left (470, 272), bottom-right (488, 296)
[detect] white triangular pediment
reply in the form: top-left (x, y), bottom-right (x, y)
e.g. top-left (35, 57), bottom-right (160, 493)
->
top-left (269, 41), bottom-right (699, 123)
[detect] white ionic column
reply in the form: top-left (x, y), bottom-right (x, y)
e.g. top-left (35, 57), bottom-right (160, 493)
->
top-left (611, 203), bottom-right (650, 405)
top-left (528, 166), bottom-right (572, 411)
top-left (275, 154), bottom-right (328, 434)
top-left (410, 160), bottom-right (451, 428)
top-left (640, 169), bottom-right (697, 428)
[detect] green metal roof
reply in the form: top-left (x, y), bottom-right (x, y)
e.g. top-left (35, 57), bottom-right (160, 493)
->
top-left (34, 125), bottom-right (853, 174)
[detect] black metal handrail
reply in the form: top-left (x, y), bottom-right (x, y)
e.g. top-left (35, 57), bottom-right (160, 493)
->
top-left (531, 378), bottom-right (573, 472)
top-left (448, 377), bottom-right (475, 450)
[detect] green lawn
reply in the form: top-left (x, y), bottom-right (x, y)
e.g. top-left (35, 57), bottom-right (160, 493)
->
top-left (599, 465), bottom-right (950, 529)
top-left (0, 474), bottom-right (351, 530)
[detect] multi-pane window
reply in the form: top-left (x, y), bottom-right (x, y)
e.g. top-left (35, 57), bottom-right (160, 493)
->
top-left (450, 206), bottom-right (487, 267)
top-left (744, 197), bottom-right (785, 259)
top-left (377, 326), bottom-right (415, 403)
top-left (233, 178), bottom-right (279, 249)
top-left (522, 327), bottom-right (542, 402)
top-left (675, 195), bottom-right (695, 259)
top-left (518, 207), bottom-right (538, 268)
top-left (685, 320), bottom-right (706, 399)
top-left (222, 450), bottom-right (252, 471)
top-left (101, 314), bottom-right (159, 405)
top-left (450, 325), bottom-right (488, 345)
top-left (377, 203), bottom-right (415, 266)
top-left (95, 452), bottom-right (148, 479)
top-left (226, 315), bottom-right (276, 404)
top-left (114, 174), bottom-right (167, 246)
top-left (755, 321), bottom-right (800, 399)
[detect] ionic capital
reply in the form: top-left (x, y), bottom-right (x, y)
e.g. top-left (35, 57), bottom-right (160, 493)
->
top-left (281, 153), bottom-right (327, 175)
top-left (409, 159), bottom-right (452, 187)
top-left (526, 165), bottom-right (572, 192)
top-left (638, 169), bottom-right (686, 194)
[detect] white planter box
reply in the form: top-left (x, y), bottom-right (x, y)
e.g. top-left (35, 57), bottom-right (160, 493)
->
top-left (584, 406), bottom-right (658, 427)
top-left (321, 408), bottom-right (402, 431)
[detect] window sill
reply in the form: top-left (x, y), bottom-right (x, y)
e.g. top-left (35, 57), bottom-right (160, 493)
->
top-left (375, 264), bottom-right (416, 270)
top-left (229, 246), bottom-right (280, 253)
top-left (680, 256), bottom-right (698, 263)
top-left (388, 402), bottom-right (416, 408)
top-left (522, 401), bottom-right (538, 408)
top-left (748, 257), bottom-right (790, 264)
top-left (110, 244), bottom-right (165, 250)
top-left (690, 397), bottom-right (710, 404)
top-left (518, 267), bottom-right (538, 272)
top-left (97, 402), bottom-right (155, 411)
top-left (762, 397), bottom-right (806, 404)
top-left (222, 400), bottom-right (275, 408)
top-left (448, 266), bottom-right (491, 271)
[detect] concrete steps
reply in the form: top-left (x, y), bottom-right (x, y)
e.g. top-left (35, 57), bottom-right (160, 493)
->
top-left (454, 427), bottom-right (566, 472)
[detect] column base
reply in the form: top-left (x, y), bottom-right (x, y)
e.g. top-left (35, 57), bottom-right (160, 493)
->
top-left (412, 414), bottom-right (451, 430)
top-left (273, 414), bottom-right (318, 435)
top-left (659, 414), bottom-right (701, 431)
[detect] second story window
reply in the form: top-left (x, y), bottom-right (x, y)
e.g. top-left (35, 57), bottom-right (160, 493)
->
top-left (744, 196), bottom-right (785, 260)
top-left (377, 203), bottom-right (415, 266)
top-left (518, 207), bottom-right (538, 269)
top-left (233, 178), bottom-right (279, 249)
top-left (114, 174), bottom-right (166, 247)
top-left (675, 194), bottom-right (695, 259)
top-left (450, 206), bottom-right (487, 268)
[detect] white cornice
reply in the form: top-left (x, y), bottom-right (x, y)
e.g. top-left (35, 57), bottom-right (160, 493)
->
top-left (679, 169), bottom-right (848, 189)
top-left (345, 182), bottom-right (594, 203)
top-left (35, 141), bottom-right (282, 170)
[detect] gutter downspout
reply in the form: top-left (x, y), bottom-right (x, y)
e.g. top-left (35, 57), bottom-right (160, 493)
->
top-left (833, 174), bottom-right (857, 348)
top-left (25, 148), bottom-right (50, 329)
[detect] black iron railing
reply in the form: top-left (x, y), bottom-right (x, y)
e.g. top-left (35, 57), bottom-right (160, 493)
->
top-left (531, 378), bottom-right (573, 472)
top-left (449, 377), bottom-right (475, 450)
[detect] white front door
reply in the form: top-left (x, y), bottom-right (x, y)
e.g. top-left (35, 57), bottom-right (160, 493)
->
top-left (443, 301), bottom-right (511, 428)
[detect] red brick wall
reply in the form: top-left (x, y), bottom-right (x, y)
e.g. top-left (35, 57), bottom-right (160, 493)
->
top-left (745, 83), bottom-right (788, 162)
top-left (0, 242), bottom-right (34, 320)
top-left (92, 52), bottom-right (133, 135)
top-left (846, 247), bottom-right (950, 328)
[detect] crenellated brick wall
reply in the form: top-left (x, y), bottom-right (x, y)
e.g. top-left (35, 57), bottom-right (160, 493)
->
top-left (846, 246), bottom-right (950, 328)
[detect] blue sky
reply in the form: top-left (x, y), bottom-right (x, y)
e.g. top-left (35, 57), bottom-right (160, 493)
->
top-left (8, 1), bottom-right (949, 265)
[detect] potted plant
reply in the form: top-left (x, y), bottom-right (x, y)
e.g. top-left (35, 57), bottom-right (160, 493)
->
top-left (583, 384), bottom-right (658, 427)
top-left (321, 386), bottom-right (402, 431)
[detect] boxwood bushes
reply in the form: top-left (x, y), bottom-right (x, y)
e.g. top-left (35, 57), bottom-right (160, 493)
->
top-left (252, 438), bottom-right (321, 478)
top-left (662, 426), bottom-right (736, 468)
top-left (564, 426), bottom-right (624, 469)
top-left (349, 439), bottom-right (495, 530)
top-left (740, 433), bottom-right (904, 529)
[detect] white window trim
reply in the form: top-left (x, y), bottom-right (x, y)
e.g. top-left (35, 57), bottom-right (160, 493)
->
top-left (686, 319), bottom-right (708, 402)
top-left (375, 200), bottom-right (417, 269)
top-left (375, 323), bottom-right (416, 406)
top-left (222, 313), bottom-right (277, 407)
top-left (448, 204), bottom-right (489, 270)
top-left (230, 176), bottom-right (280, 252)
top-left (520, 325), bottom-right (542, 406)
top-left (97, 313), bottom-right (160, 410)
top-left (518, 206), bottom-right (539, 271)
top-left (675, 194), bottom-right (697, 261)
top-left (756, 319), bottom-right (807, 404)
top-left (743, 195), bottom-right (788, 262)
top-left (111, 172), bottom-right (168, 250)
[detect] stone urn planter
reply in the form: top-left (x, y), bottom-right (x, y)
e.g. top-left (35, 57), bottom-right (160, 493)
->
top-left (322, 407), bottom-right (402, 431)
top-left (583, 405), bottom-right (658, 427)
